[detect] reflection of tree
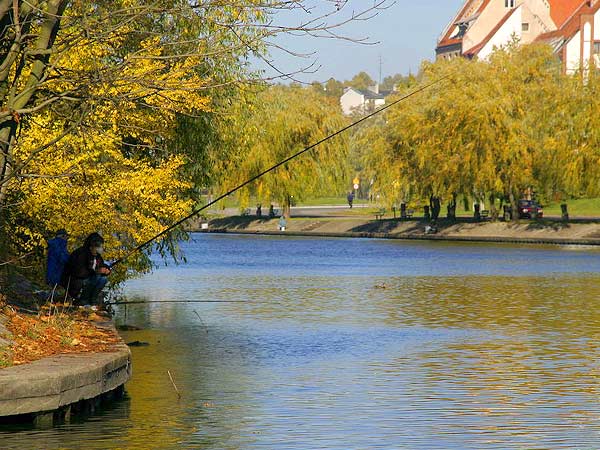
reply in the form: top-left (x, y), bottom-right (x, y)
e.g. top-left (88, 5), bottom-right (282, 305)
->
top-left (376, 275), bottom-right (600, 446)
top-left (371, 275), bottom-right (600, 335)
top-left (412, 335), bottom-right (600, 446)
top-left (115, 303), bottom-right (262, 449)
top-left (111, 270), bottom-right (600, 447)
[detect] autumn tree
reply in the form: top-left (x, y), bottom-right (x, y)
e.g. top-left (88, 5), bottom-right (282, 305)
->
top-left (0, 0), bottom-right (391, 279)
top-left (0, 0), bottom-right (391, 207)
top-left (361, 43), bottom-right (571, 220)
top-left (214, 84), bottom-right (350, 218)
top-left (325, 78), bottom-right (345, 98)
top-left (347, 71), bottom-right (375, 91)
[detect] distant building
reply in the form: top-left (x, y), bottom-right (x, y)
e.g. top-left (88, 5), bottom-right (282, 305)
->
top-left (536, 1), bottom-right (600, 74)
top-left (436, 0), bottom-right (600, 74)
top-left (340, 84), bottom-right (392, 116)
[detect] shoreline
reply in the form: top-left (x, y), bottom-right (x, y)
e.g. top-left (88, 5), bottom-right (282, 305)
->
top-left (195, 216), bottom-right (600, 247)
top-left (0, 320), bottom-right (131, 426)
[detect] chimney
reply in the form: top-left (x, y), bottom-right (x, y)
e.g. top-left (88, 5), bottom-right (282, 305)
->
top-left (367, 84), bottom-right (379, 94)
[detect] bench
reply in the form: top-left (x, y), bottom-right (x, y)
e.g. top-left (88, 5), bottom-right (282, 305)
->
top-left (241, 208), bottom-right (251, 216)
top-left (375, 208), bottom-right (386, 220)
top-left (480, 210), bottom-right (489, 219)
top-left (406, 209), bottom-right (414, 219)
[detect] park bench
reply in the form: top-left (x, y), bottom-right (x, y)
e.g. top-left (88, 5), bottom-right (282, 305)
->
top-left (406, 209), bottom-right (414, 219)
top-left (242, 208), bottom-right (251, 216)
top-left (480, 210), bottom-right (489, 219)
top-left (375, 208), bottom-right (386, 220)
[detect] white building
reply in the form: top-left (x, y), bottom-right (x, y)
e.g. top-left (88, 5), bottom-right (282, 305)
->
top-left (435, 0), bottom-right (586, 63)
top-left (340, 85), bottom-right (391, 116)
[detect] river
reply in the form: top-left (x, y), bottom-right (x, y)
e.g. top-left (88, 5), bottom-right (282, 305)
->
top-left (3, 234), bottom-right (600, 449)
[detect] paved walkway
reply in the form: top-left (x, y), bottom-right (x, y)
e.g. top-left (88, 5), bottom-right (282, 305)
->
top-left (202, 215), bottom-right (600, 246)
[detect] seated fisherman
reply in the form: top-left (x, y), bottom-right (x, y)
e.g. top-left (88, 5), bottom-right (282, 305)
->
top-left (46, 229), bottom-right (70, 287)
top-left (61, 232), bottom-right (111, 306)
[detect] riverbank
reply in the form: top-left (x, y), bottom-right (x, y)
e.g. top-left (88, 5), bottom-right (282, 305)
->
top-left (0, 306), bottom-right (131, 425)
top-left (197, 216), bottom-right (600, 246)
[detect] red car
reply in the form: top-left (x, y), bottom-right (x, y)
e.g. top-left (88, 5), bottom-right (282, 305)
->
top-left (518, 200), bottom-right (543, 219)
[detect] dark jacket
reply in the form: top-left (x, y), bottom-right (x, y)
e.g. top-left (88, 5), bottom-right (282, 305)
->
top-left (62, 246), bottom-right (108, 281)
top-left (61, 239), bottom-right (108, 298)
top-left (46, 237), bottom-right (70, 285)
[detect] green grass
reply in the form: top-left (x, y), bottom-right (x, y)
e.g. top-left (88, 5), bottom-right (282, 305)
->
top-left (203, 194), bottom-right (600, 218)
top-left (542, 198), bottom-right (600, 217)
top-left (296, 197), bottom-right (375, 207)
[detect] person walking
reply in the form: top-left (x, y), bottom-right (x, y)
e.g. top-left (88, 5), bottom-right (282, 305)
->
top-left (347, 191), bottom-right (355, 208)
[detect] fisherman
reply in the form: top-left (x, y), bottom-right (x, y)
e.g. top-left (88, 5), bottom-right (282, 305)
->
top-left (46, 229), bottom-right (70, 287)
top-left (61, 232), bottom-right (111, 307)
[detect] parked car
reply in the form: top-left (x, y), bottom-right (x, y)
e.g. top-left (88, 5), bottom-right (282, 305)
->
top-left (517, 200), bottom-right (543, 219)
top-left (503, 200), bottom-right (544, 220)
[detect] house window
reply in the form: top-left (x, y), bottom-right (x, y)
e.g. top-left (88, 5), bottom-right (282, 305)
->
top-left (505, 0), bottom-right (515, 7)
top-left (594, 42), bottom-right (600, 55)
top-left (522, 23), bottom-right (529, 32)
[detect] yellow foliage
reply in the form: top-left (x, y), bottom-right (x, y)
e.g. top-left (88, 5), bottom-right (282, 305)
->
top-left (213, 85), bottom-right (350, 212)
top-left (9, 110), bottom-right (193, 281)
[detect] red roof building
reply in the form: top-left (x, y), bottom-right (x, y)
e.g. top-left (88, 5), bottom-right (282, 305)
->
top-left (436, 0), bottom-right (587, 65)
top-left (536, 1), bottom-right (600, 74)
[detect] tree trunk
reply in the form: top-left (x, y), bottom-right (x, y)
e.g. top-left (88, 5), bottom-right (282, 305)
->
top-left (561, 203), bottom-right (569, 221)
top-left (473, 203), bottom-right (481, 221)
top-left (0, 122), bottom-right (17, 207)
top-left (430, 195), bottom-right (441, 222)
top-left (509, 190), bottom-right (519, 222)
top-left (0, 0), bottom-right (67, 208)
top-left (446, 194), bottom-right (457, 221)
top-left (283, 195), bottom-right (291, 219)
top-left (489, 194), bottom-right (498, 221)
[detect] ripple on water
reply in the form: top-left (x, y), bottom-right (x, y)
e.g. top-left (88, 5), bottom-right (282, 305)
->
top-left (4, 236), bottom-right (600, 449)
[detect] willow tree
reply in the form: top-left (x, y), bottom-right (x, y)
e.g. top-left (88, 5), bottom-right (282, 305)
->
top-left (361, 56), bottom-right (494, 217)
top-left (362, 43), bottom-right (567, 220)
top-left (0, 0), bottom-right (391, 275)
top-left (540, 70), bottom-right (600, 201)
top-left (215, 85), bottom-right (350, 218)
top-left (0, 0), bottom-right (391, 205)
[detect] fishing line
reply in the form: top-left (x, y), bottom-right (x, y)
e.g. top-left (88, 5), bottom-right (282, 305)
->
top-left (107, 299), bottom-right (280, 305)
top-left (110, 75), bottom-right (450, 268)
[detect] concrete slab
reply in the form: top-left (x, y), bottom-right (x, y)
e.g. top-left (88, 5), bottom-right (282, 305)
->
top-left (0, 323), bottom-right (130, 418)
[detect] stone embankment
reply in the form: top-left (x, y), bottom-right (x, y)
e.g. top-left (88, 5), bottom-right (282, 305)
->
top-left (0, 320), bottom-right (130, 426)
top-left (196, 216), bottom-right (600, 246)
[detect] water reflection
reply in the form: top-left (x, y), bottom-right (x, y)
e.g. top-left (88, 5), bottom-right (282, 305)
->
top-left (3, 236), bottom-right (600, 449)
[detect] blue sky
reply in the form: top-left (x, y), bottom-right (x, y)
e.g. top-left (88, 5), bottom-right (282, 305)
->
top-left (258, 0), bottom-right (464, 83)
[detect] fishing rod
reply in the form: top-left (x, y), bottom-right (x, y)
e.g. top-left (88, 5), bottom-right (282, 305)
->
top-left (107, 299), bottom-right (270, 305)
top-left (110, 75), bottom-right (450, 268)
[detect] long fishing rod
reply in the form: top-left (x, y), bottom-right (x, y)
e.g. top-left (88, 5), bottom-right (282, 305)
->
top-left (107, 299), bottom-right (270, 305)
top-left (110, 75), bottom-right (450, 268)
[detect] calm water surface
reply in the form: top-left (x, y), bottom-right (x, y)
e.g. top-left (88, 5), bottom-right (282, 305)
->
top-left (4, 234), bottom-right (600, 449)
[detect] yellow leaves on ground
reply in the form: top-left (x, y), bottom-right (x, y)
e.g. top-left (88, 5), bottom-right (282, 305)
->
top-left (2, 306), bottom-right (121, 367)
